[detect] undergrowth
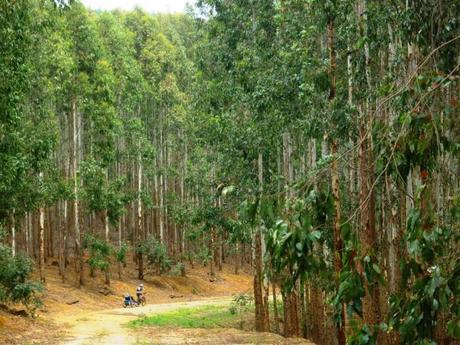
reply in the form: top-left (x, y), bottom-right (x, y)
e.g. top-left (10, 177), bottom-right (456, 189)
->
top-left (129, 304), bottom-right (249, 329)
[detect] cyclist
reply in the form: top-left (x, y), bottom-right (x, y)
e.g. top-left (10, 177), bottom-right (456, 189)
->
top-left (136, 283), bottom-right (144, 304)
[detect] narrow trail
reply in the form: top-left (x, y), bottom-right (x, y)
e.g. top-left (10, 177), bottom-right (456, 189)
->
top-left (56, 297), bottom-right (233, 345)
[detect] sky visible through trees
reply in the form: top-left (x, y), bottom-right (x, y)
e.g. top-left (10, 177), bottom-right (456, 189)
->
top-left (0, 1), bottom-right (459, 345)
top-left (81, 0), bottom-right (190, 13)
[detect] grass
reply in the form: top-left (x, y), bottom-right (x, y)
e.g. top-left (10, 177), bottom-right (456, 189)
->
top-left (129, 304), bottom-right (248, 329)
top-left (128, 295), bottom-right (285, 332)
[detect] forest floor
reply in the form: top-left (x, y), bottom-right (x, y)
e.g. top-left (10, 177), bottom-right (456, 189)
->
top-left (0, 260), bottom-right (315, 345)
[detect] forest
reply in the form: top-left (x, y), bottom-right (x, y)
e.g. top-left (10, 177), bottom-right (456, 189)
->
top-left (0, 0), bottom-right (459, 344)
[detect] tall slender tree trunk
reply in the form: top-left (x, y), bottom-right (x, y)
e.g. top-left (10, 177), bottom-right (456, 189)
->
top-left (254, 151), bottom-right (268, 332)
top-left (72, 97), bottom-right (83, 287)
top-left (28, 212), bottom-right (33, 258)
top-left (11, 210), bottom-right (16, 257)
top-left (327, 13), bottom-right (346, 345)
top-left (104, 170), bottom-right (110, 242)
top-left (118, 220), bottom-right (123, 280)
top-left (159, 124), bottom-right (165, 244)
top-left (300, 281), bottom-right (307, 338)
top-left (59, 199), bottom-right (67, 282)
top-left (357, 0), bottom-right (382, 332)
top-left (25, 212), bottom-right (30, 256)
top-left (282, 132), bottom-right (300, 337)
top-left (39, 172), bottom-right (46, 283)
top-left (234, 241), bottom-right (239, 274)
top-left (272, 282), bottom-right (279, 333)
top-left (253, 228), bottom-right (265, 331)
top-left (209, 233), bottom-right (215, 276)
top-left (359, 113), bottom-right (381, 329)
top-left (137, 157), bottom-right (144, 280)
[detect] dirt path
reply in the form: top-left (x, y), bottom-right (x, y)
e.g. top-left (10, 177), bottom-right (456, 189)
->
top-left (55, 296), bottom-right (315, 345)
top-left (57, 297), bottom-right (233, 345)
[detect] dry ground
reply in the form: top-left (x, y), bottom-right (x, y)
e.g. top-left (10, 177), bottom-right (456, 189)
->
top-left (57, 297), bottom-right (314, 345)
top-left (0, 261), bottom-right (315, 345)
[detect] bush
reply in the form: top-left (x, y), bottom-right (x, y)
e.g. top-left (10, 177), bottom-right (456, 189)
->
top-left (139, 235), bottom-right (171, 275)
top-left (0, 239), bottom-right (42, 312)
top-left (229, 293), bottom-right (253, 315)
top-left (84, 234), bottom-right (112, 275)
top-left (115, 241), bottom-right (128, 264)
top-left (229, 293), bottom-right (253, 329)
top-left (196, 247), bottom-right (211, 267)
top-left (170, 262), bottom-right (186, 277)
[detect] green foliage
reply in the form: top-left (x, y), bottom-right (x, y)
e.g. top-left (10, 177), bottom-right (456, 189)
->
top-left (139, 235), bottom-right (171, 274)
top-left (229, 293), bottom-right (253, 315)
top-left (129, 304), bottom-right (246, 329)
top-left (80, 160), bottom-right (106, 212)
top-left (106, 177), bottom-right (130, 225)
top-left (388, 205), bottom-right (460, 344)
top-left (114, 242), bottom-right (128, 264)
top-left (264, 190), bottom-right (330, 293)
top-left (195, 247), bottom-right (211, 266)
top-left (1, 2), bottom-right (459, 344)
top-left (229, 293), bottom-right (254, 329)
top-left (332, 270), bottom-right (364, 322)
top-left (348, 324), bottom-right (378, 345)
top-left (0, 232), bottom-right (42, 310)
top-left (84, 234), bottom-right (112, 273)
top-left (170, 262), bottom-right (186, 277)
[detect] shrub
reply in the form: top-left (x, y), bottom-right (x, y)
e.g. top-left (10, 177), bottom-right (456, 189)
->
top-left (139, 235), bottom-right (171, 275)
top-left (196, 247), bottom-right (211, 266)
top-left (229, 293), bottom-right (253, 315)
top-left (84, 234), bottom-right (112, 275)
top-left (115, 241), bottom-right (128, 265)
top-left (170, 262), bottom-right (186, 277)
top-left (0, 237), bottom-right (42, 312)
top-left (229, 293), bottom-right (253, 329)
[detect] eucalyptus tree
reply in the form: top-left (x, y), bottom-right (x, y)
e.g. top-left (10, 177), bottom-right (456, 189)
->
top-left (195, 0), bottom-right (459, 344)
top-left (64, 1), bottom-right (103, 286)
top-left (95, 11), bottom-right (145, 278)
top-left (197, 0), bottom-right (285, 333)
top-left (0, 0), bottom-right (35, 238)
top-left (1, 2), bottom-right (459, 343)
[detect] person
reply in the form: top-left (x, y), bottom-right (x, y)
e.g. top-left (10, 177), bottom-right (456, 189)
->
top-left (124, 293), bottom-right (136, 307)
top-left (136, 283), bottom-right (144, 304)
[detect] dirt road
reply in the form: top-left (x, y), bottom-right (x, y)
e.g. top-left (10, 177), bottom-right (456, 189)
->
top-left (56, 296), bottom-right (314, 345)
top-left (57, 297), bottom-right (232, 345)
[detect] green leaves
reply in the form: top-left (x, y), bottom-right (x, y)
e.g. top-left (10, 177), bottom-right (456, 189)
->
top-left (115, 242), bottom-right (128, 264)
top-left (448, 320), bottom-right (460, 340)
top-left (140, 235), bottom-right (172, 274)
top-left (348, 325), bottom-right (378, 345)
top-left (333, 269), bottom-right (365, 322)
top-left (0, 234), bottom-right (42, 310)
top-left (84, 234), bottom-right (112, 273)
top-left (389, 204), bottom-right (460, 344)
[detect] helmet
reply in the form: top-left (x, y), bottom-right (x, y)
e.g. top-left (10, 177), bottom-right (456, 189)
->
top-left (140, 284), bottom-right (144, 287)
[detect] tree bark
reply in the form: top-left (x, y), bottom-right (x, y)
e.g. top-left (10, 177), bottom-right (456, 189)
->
top-left (72, 97), bottom-right (83, 287)
top-left (328, 13), bottom-right (346, 345)
top-left (283, 289), bottom-right (300, 337)
top-left (272, 282), bottom-right (279, 333)
top-left (39, 173), bottom-right (46, 283)
top-left (234, 241), bottom-right (239, 274)
top-left (137, 157), bottom-right (144, 280)
top-left (254, 151), bottom-right (268, 332)
top-left (59, 199), bottom-right (67, 282)
top-left (11, 210), bottom-right (16, 257)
